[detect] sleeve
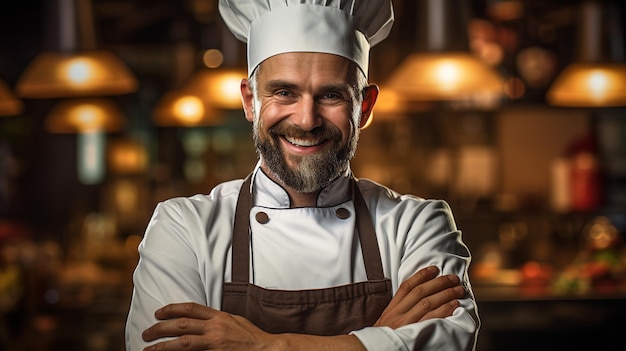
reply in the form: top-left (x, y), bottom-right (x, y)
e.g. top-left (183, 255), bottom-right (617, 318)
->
top-left (125, 200), bottom-right (207, 351)
top-left (351, 199), bottom-right (480, 351)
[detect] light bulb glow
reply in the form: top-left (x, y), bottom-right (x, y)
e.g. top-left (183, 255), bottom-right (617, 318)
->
top-left (17, 51), bottom-right (138, 98)
top-left (183, 68), bottom-right (246, 109)
top-left (218, 74), bottom-right (243, 107)
top-left (435, 61), bottom-right (460, 89)
top-left (173, 96), bottom-right (204, 124)
top-left (66, 58), bottom-right (92, 84)
top-left (587, 70), bottom-right (608, 100)
top-left (547, 63), bottom-right (626, 107)
top-left (387, 53), bottom-right (504, 101)
top-left (75, 105), bottom-right (99, 123)
top-left (66, 103), bottom-right (109, 132)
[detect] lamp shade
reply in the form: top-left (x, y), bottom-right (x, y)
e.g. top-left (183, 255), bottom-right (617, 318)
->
top-left (387, 0), bottom-right (503, 102)
top-left (16, 0), bottom-right (138, 99)
top-left (547, 63), bottom-right (626, 107)
top-left (183, 67), bottom-right (246, 109)
top-left (0, 80), bottom-right (23, 116)
top-left (45, 98), bottom-right (125, 133)
top-left (17, 51), bottom-right (138, 98)
top-left (387, 52), bottom-right (504, 101)
top-left (153, 90), bottom-right (224, 127)
top-left (547, 0), bottom-right (626, 107)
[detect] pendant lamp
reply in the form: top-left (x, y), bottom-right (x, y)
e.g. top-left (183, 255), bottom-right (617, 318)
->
top-left (45, 98), bottom-right (125, 184)
top-left (546, 0), bottom-right (626, 107)
top-left (180, 20), bottom-right (247, 111)
top-left (183, 66), bottom-right (247, 110)
top-left (0, 80), bottom-right (23, 116)
top-left (387, 0), bottom-right (504, 102)
top-left (180, 40), bottom-right (246, 111)
top-left (16, 0), bottom-right (137, 98)
top-left (153, 90), bottom-right (223, 127)
top-left (45, 98), bottom-right (125, 133)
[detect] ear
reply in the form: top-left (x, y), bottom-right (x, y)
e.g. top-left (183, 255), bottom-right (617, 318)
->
top-left (359, 84), bottom-right (378, 129)
top-left (240, 78), bottom-right (255, 122)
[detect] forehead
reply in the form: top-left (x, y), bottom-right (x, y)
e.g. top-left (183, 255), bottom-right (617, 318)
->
top-left (257, 52), bottom-right (359, 86)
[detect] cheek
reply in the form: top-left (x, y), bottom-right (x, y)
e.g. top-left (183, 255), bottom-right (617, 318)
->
top-left (258, 102), bottom-right (285, 130)
top-left (325, 106), bottom-right (357, 142)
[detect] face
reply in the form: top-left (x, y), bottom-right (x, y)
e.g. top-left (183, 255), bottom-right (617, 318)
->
top-left (241, 52), bottom-right (376, 193)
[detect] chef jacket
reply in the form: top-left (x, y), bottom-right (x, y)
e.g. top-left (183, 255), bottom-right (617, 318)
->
top-left (125, 163), bottom-right (480, 350)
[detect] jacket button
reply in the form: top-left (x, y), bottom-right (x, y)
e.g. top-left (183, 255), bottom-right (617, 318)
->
top-left (336, 208), bottom-right (350, 219)
top-left (255, 211), bottom-right (270, 224)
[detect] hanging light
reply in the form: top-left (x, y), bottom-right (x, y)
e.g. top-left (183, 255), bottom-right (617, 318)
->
top-left (0, 79), bottom-right (23, 116)
top-left (45, 98), bottom-right (124, 133)
top-left (46, 98), bottom-right (125, 184)
top-left (547, 0), bottom-right (626, 107)
top-left (386, 0), bottom-right (504, 102)
top-left (153, 90), bottom-right (223, 127)
top-left (17, 51), bottom-right (137, 98)
top-left (16, 0), bottom-right (137, 98)
top-left (183, 66), bottom-right (246, 110)
top-left (178, 49), bottom-right (246, 110)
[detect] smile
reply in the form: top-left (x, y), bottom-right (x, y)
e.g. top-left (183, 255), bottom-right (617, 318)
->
top-left (284, 136), bottom-right (325, 147)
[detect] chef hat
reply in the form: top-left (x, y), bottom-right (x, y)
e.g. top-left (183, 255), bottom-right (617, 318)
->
top-left (218, 0), bottom-right (394, 77)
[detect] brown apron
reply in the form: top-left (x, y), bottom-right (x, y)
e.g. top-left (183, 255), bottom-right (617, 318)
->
top-left (221, 175), bottom-right (393, 335)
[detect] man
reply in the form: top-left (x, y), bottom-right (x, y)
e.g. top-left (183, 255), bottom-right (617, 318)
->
top-left (126, 0), bottom-right (479, 350)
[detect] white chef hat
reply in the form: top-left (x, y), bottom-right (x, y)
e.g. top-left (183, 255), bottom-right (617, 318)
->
top-left (218, 0), bottom-right (394, 77)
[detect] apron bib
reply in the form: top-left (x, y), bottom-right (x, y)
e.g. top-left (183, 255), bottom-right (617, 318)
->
top-left (221, 175), bottom-right (392, 335)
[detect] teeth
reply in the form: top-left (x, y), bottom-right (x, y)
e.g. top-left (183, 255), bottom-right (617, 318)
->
top-left (285, 136), bottom-right (322, 147)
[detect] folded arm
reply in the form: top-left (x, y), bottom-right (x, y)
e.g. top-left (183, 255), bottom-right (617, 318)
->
top-left (139, 265), bottom-right (464, 351)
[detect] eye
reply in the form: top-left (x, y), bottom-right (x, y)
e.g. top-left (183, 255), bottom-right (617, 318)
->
top-left (318, 90), bottom-right (349, 105)
top-left (322, 92), bottom-right (340, 99)
top-left (275, 90), bottom-right (293, 97)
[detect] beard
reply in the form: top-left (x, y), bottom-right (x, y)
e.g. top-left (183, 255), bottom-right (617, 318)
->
top-left (253, 118), bottom-right (359, 193)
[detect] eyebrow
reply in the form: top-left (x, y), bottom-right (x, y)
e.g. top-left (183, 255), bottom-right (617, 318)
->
top-left (265, 80), bottom-right (299, 92)
top-left (264, 79), bottom-right (352, 94)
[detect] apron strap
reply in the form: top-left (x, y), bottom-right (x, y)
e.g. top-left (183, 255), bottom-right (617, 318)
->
top-left (352, 181), bottom-right (386, 281)
top-left (231, 173), bottom-right (385, 283)
top-left (231, 174), bottom-right (253, 283)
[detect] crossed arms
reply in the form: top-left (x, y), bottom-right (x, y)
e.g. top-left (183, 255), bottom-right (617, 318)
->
top-left (139, 266), bottom-right (466, 351)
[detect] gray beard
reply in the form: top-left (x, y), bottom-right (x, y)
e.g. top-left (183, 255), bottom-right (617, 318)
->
top-left (253, 119), bottom-right (359, 193)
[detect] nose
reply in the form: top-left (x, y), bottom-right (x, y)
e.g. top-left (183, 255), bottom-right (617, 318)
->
top-left (292, 95), bottom-right (322, 131)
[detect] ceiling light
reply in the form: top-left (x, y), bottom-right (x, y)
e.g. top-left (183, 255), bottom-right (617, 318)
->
top-left (45, 98), bottom-right (125, 133)
top-left (182, 67), bottom-right (246, 110)
top-left (16, 0), bottom-right (137, 98)
top-left (547, 0), bottom-right (626, 107)
top-left (153, 90), bottom-right (224, 127)
top-left (386, 0), bottom-right (504, 102)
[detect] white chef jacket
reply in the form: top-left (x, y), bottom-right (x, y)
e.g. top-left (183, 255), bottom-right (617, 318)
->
top-left (125, 164), bottom-right (479, 350)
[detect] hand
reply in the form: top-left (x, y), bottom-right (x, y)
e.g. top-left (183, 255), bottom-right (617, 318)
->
top-left (374, 265), bottom-right (465, 329)
top-left (141, 303), bottom-right (275, 351)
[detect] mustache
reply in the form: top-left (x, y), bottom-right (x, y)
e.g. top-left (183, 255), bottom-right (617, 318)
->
top-left (268, 121), bottom-right (342, 141)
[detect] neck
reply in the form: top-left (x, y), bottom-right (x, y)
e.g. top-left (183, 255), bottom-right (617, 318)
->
top-left (288, 190), bottom-right (319, 208)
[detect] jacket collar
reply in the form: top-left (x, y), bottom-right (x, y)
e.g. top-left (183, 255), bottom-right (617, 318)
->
top-left (251, 162), bottom-right (353, 208)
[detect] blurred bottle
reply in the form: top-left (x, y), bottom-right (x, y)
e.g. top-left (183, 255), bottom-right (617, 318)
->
top-left (570, 151), bottom-right (601, 212)
top-left (551, 134), bottom-right (603, 213)
top-left (550, 157), bottom-right (572, 213)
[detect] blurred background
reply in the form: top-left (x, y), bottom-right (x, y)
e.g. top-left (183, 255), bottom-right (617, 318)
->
top-left (1, 0), bottom-right (625, 350)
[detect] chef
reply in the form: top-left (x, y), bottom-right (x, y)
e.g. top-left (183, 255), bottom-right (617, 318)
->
top-left (125, 0), bottom-right (480, 350)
